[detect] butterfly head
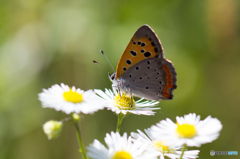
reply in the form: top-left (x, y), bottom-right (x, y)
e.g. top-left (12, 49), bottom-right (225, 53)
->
top-left (108, 72), bottom-right (118, 86)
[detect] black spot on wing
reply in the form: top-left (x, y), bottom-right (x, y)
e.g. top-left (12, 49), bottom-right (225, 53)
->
top-left (144, 52), bottom-right (151, 57)
top-left (126, 59), bottom-right (132, 65)
top-left (130, 50), bottom-right (137, 56)
top-left (132, 39), bottom-right (136, 45)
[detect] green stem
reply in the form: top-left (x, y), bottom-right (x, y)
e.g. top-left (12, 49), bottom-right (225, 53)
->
top-left (116, 113), bottom-right (125, 132)
top-left (179, 144), bottom-right (187, 159)
top-left (71, 115), bottom-right (88, 159)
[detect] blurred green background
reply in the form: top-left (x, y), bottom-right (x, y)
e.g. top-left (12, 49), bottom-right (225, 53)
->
top-left (0, 0), bottom-right (239, 158)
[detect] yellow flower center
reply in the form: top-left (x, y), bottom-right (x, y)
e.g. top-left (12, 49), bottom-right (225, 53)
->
top-left (112, 150), bottom-right (133, 159)
top-left (176, 123), bottom-right (197, 138)
top-left (63, 88), bottom-right (83, 103)
top-left (113, 93), bottom-right (135, 110)
top-left (153, 140), bottom-right (171, 153)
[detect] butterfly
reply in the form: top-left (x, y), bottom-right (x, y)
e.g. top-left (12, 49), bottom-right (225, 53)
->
top-left (109, 25), bottom-right (177, 101)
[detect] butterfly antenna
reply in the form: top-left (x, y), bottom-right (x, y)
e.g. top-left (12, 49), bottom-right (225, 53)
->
top-left (93, 60), bottom-right (113, 72)
top-left (100, 49), bottom-right (115, 72)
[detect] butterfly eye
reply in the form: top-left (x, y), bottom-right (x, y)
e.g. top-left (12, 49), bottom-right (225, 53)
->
top-left (111, 74), bottom-right (115, 80)
top-left (108, 73), bottom-right (116, 82)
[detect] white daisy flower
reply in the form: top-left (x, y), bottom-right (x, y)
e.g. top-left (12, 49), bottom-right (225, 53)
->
top-left (94, 89), bottom-right (159, 116)
top-left (38, 83), bottom-right (105, 114)
top-left (131, 129), bottom-right (199, 159)
top-left (150, 113), bottom-right (222, 147)
top-left (87, 131), bottom-right (156, 159)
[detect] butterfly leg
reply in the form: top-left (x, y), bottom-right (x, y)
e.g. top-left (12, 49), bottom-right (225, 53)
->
top-left (131, 96), bottom-right (133, 108)
top-left (129, 88), bottom-right (134, 108)
top-left (112, 85), bottom-right (117, 96)
top-left (117, 85), bottom-right (122, 100)
top-left (112, 84), bottom-right (122, 100)
top-left (112, 84), bottom-right (119, 99)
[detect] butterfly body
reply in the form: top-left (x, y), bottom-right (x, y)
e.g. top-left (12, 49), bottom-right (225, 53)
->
top-left (109, 25), bottom-right (177, 101)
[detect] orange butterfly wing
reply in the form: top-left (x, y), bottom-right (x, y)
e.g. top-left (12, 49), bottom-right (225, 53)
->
top-left (116, 25), bottom-right (164, 79)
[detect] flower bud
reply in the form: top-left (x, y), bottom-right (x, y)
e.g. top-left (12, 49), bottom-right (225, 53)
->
top-left (72, 113), bottom-right (80, 121)
top-left (43, 120), bottom-right (63, 140)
